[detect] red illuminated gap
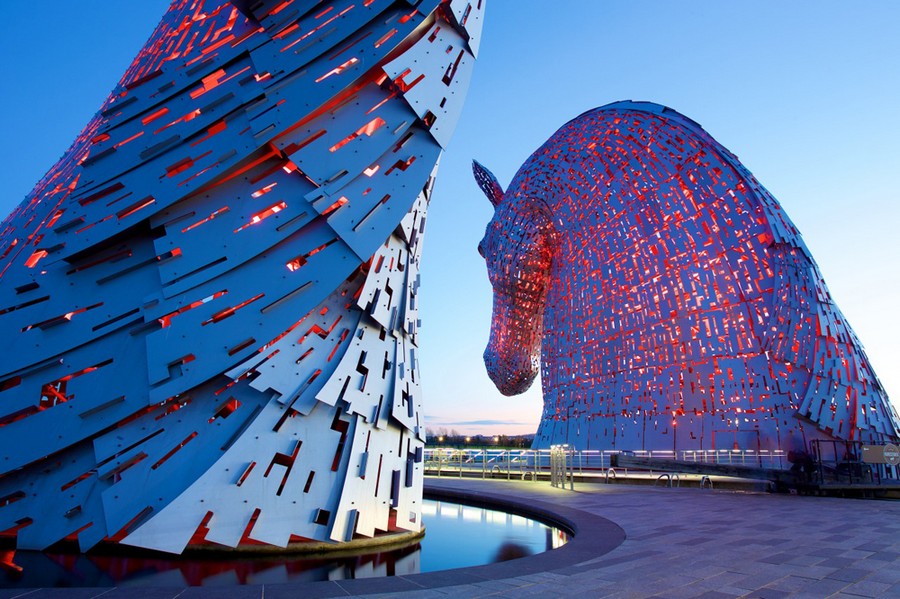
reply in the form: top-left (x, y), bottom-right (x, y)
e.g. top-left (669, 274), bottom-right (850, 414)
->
top-left (366, 90), bottom-right (398, 116)
top-left (116, 196), bottom-right (155, 220)
top-left (141, 106), bottom-right (170, 126)
top-left (158, 290), bottom-right (227, 328)
top-left (151, 432), bottom-right (199, 470)
top-left (363, 165), bottom-right (379, 177)
top-left (238, 508), bottom-right (262, 545)
top-left (398, 8), bottom-right (418, 24)
top-left (23, 302), bottom-right (104, 331)
top-left (442, 49), bottom-right (465, 85)
top-left (384, 156), bottom-right (415, 176)
top-left (0, 491), bottom-right (26, 507)
top-left (0, 376), bottom-right (22, 392)
top-left (321, 196), bottom-right (348, 216)
top-left (77, 182), bottom-right (125, 207)
top-left (209, 397), bottom-right (241, 422)
top-left (392, 69), bottom-right (424, 93)
top-left (234, 201), bottom-right (287, 232)
top-left (45, 210), bottom-right (65, 230)
top-left (227, 337), bottom-right (256, 356)
top-left (165, 156), bottom-right (195, 177)
top-left (115, 130), bottom-right (145, 148)
top-left (315, 57), bottom-right (359, 83)
top-left (61, 471), bottom-right (93, 491)
top-left (328, 329), bottom-right (350, 361)
top-left (199, 33), bottom-right (235, 56)
top-left (250, 182), bottom-right (277, 198)
top-left (154, 397), bottom-right (191, 420)
top-left (181, 206), bottom-right (230, 233)
top-left (282, 130), bottom-right (327, 156)
top-left (428, 26), bottom-right (441, 43)
top-left (24, 249), bottom-right (48, 269)
top-left (329, 117), bottom-right (386, 152)
top-left (202, 293), bottom-right (264, 325)
top-left (91, 133), bottom-right (111, 145)
top-left (190, 120), bottom-right (228, 147)
top-left (286, 239), bottom-right (337, 271)
top-left (236, 461), bottom-right (256, 487)
top-left (154, 109), bottom-right (201, 134)
top-left (373, 28), bottom-right (398, 49)
top-left (268, 1), bottom-right (291, 16)
top-left (281, 5), bottom-right (354, 52)
top-left (39, 381), bottom-right (69, 409)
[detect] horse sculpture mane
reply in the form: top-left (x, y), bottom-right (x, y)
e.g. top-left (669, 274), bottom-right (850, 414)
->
top-left (475, 101), bottom-right (900, 455)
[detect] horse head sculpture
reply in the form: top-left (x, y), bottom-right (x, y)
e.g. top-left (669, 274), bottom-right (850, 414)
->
top-left (474, 160), bottom-right (556, 395)
top-left (474, 101), bottom-right (899, 454)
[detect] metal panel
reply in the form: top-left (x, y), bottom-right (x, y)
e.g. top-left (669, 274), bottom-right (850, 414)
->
top-left (0, 0), bottom-right (480, 554)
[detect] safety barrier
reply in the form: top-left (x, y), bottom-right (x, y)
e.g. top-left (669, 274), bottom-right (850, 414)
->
top-left (423, 448), bottom-right (787, 481)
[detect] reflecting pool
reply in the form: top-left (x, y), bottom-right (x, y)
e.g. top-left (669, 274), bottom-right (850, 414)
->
top-left (0, 499), bottom-right (568, 587)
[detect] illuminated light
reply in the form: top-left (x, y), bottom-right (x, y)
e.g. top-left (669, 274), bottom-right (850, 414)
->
top-left (158, 290), bottom-right (227, 328)
top-left (268, 1), bottom-right (291, 16)
top-left (116, 196), bottom-right (156, 220)
top-left (363, 165), bottom-right (379, 177)
top-left (374, 28), bottom-right (398, 49)
top-left (281, 6), bottom-right (354, 52)
top-left (398, 8), bottom-right (418, 24)
top-left (392, 68), bottom-right (425, 93)
top-left (141, 106), bottom-right (170, 126)
top-left (202, 293), bottom-right (265, 325)
top-left (182, 206), bottom-right (230, 233)
top-left (154, 109), bottom-right (202, 134)
top-left (384, 156), bottom-right (416, 176)
top-left (24, 250), bottom-right (48, 269)
top-left (250, 183), bottom-right (278, 198)
top-left (286, 239), bottom-right (338, 271)
top-left (315, 57), bottom-right (359, 83)
top-left (91, 133), bottom-right (111, 145)
top-left (189, 69), bottom-right (226, 99)
top-left (321, 196), bottom-right (348, 216)
top-left (329, 117), bottom-right (387, 152)
top-left (190, 120), bottom-right (228, 147)
top-left (234, 201), bottom-right (287, 232)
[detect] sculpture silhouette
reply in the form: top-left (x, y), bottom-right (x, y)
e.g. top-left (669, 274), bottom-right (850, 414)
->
top-left (475, 101), bottom-right (900, 455)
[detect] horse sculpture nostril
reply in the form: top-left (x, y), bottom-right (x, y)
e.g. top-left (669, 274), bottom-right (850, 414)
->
top-left (484, 347), bottom-right (538, 396)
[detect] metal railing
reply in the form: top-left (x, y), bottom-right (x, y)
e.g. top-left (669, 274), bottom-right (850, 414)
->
top-left (423, 447), bottom-right (786, 481)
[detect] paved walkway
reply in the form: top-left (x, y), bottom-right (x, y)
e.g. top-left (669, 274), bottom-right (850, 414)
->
top-left (3, 477), bottom-right (900, 598)
top-left (410, 478), bottom-right (900, 598)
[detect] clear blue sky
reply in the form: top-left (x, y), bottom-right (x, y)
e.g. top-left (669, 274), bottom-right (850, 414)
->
top-left (2, 2), bottom-right (898, 436)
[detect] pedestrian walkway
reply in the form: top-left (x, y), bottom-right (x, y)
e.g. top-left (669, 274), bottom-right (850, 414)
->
top-left (411, 477), bottom-right (900, 598)
top-left (3, 477), bottom-right (899, 598)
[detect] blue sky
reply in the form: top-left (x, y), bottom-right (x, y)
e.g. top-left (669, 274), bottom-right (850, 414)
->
top-left (2, 2), bottom-right (899, 436)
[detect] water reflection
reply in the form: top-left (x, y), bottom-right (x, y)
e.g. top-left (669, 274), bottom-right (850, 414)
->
top-left (0, 499), bottom-right (567, 588)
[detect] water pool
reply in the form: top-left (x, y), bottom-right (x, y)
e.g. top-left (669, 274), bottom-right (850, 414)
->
top-left (0, 498), bottom-right (568, 587)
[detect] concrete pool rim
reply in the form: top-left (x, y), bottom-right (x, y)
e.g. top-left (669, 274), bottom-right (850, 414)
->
top-left (261, 481), bottom-right (627, 597)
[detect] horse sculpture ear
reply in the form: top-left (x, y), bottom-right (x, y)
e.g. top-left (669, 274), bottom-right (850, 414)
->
top-left (472, 160), bottom-right (504, 207)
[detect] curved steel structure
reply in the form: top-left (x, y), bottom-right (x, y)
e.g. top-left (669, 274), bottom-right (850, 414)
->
top-left (0, 0), bottom-right (482, 554)
top-left (475, 101), bottom-right (900, 455)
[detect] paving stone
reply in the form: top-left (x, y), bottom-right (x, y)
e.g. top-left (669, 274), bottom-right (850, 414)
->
top-left (826, 567), bottom-right (873, 583)
top-left (839, 579), bottom-right (894, 597)
top-left (864, 551), bottom-right (900, 562)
